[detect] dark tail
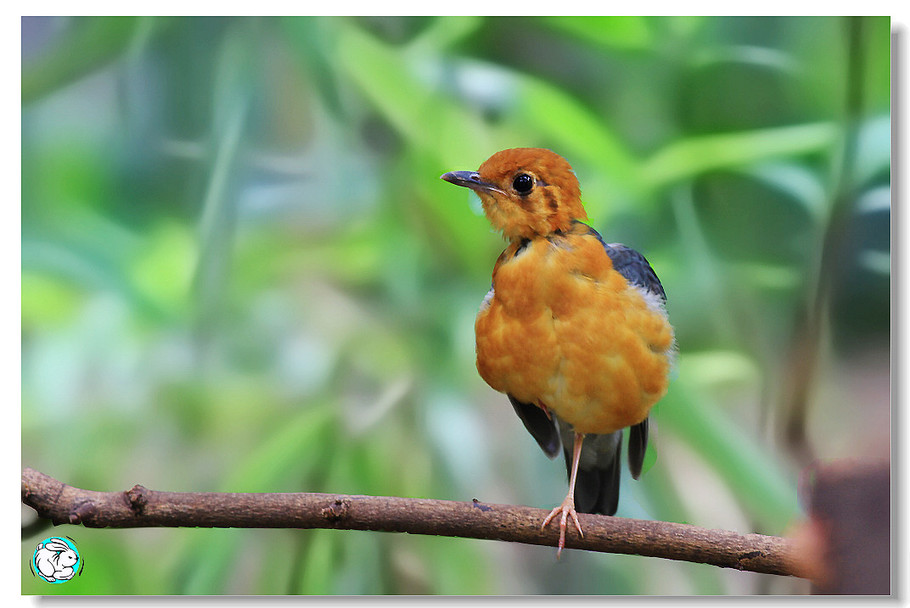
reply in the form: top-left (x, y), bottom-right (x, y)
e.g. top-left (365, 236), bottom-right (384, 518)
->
top-left (568, 432), bottom-right (621, 515)
top-left (561, 417), bottom-right (650, 516)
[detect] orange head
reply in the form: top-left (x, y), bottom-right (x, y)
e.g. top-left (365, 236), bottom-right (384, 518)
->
top-left (441, 148), bottom-right (586, 240)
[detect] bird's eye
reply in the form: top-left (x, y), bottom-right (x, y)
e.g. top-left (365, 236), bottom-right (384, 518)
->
top-left (512, 173), bottom-right (534, 195)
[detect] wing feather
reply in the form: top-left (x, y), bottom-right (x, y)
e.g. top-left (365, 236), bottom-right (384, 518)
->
top-left (508, 394), bottom-right (561, 458)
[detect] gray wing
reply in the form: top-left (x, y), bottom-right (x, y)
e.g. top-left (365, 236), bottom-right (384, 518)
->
top-left (508, 394), bottom-right (561, 459)
top-left (571, 220), bottom-right (667, 302)
top-left (595, 230), bottom-right (668, 483)
top-left (602, 242), bottom-right (663, 481)
top-left (602, 242), bottom-right (667, 302)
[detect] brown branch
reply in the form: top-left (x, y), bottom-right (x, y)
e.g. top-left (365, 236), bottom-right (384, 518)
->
top-left (21, 467), bottom-right (801, 578)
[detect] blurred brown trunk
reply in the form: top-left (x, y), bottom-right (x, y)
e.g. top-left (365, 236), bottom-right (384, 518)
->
top-left (791, 459), bottom-right (891, 595)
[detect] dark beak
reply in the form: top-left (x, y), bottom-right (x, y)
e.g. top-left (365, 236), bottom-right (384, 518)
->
top-left (440, 171), bottom-right (505, 195)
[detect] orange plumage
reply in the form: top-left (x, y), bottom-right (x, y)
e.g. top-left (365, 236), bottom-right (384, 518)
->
top-left (442, 148), bottom-right (675, 557)
top-left (475, 225), bottom-right (672, 433)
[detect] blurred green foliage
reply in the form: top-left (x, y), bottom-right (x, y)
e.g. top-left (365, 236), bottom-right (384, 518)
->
top-left (21, 16), bottom-right (890, 595)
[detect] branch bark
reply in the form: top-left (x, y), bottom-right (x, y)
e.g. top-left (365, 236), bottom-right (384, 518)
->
top-left (21, 467), bottom-right (801, 578)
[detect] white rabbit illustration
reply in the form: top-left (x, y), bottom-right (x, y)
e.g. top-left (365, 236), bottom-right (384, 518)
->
top-left (34, 538), bottom-right (79, 583)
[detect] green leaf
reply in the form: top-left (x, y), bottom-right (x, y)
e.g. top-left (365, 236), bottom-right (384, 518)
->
top-left (22, 17), bottom-right (154, 104)
top-left (221, 402), bottom-right (336, 492)
top-left (334, 21), bottom-right (494, 160)
top-left (854, 114), bottom-right (891, 186)
top-left (409, 16), bottom-right (485, 52)
top-left (511, 71), bottom-right (642, 198)
top-left (658, 376), bottom-right (799, 533)
top-left (682, 350), bottom-right (760, 388)
top-left (132, 221), bottom-right (196, 315)
top-left (746, 162), bottom-right (829, 224)
top-left (543, 16), bottom-right (654, 51)
top-left (21, 272), bottom-right (82, 327)
top-left (643, 122), bottom-right (839, 189)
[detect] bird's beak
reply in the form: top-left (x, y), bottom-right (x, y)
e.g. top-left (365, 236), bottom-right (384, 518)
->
top-left (440, 171), bottom-right (505, 195)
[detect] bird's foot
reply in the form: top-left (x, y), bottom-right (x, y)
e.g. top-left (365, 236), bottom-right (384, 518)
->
top-left (541, 496), bottom-right (583, 558)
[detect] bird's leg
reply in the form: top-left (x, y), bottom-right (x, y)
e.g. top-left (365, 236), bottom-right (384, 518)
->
top-left (542, 432), bottom-right (585, 558)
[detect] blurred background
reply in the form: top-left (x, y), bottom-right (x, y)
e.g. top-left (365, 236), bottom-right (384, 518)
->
top-left (21, 16), bottom-right (890, 595)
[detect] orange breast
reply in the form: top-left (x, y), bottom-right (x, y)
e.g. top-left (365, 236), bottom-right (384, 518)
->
top-left (475, 234), bottom-right (674, 435)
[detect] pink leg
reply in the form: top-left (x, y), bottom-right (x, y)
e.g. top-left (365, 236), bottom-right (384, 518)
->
top-left (541, 432), bottom-right (585, 558)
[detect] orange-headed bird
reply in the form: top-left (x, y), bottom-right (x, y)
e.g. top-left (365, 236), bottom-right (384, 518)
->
top-left (442, 148), bottom-right (675, 556)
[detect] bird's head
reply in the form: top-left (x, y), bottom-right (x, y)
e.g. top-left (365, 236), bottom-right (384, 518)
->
top-left (441, 148), bottom-right (586, 240)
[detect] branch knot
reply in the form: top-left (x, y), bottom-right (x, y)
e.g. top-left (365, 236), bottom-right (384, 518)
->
top-left (322, 497), bottom-right (351, 524)
top-left (126, 485), bottom-right (150, 515)
top-left (68, 500), bottom-right (96, 524)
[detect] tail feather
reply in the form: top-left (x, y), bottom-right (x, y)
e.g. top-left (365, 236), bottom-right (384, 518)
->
top-left (628, 418), bottom-right (649, 480)
top-left (526, 409), bottom-right (650, 516)
top-left (568, 435), bottom-right (622, 515)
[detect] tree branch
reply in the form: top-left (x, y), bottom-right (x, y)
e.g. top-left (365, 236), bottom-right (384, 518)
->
top-left (21, 467), bottom-right (801, 578)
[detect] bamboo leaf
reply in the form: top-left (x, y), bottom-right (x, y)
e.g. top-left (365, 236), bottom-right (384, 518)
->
top-left (643, 123), bottom-right (839, 189)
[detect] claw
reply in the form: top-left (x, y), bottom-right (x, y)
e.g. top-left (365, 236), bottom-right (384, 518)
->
top-left (542, 499), bottom-right (584, 558)
top-left (542, 432), bottom-right (587, 558)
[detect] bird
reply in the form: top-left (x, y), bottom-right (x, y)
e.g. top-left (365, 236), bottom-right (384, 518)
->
top-left (441, 148), bottom-right (675, 557)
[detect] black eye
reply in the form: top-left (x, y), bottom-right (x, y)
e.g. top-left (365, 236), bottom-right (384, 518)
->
top-left (512, 173), bottom-right (534, 195)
